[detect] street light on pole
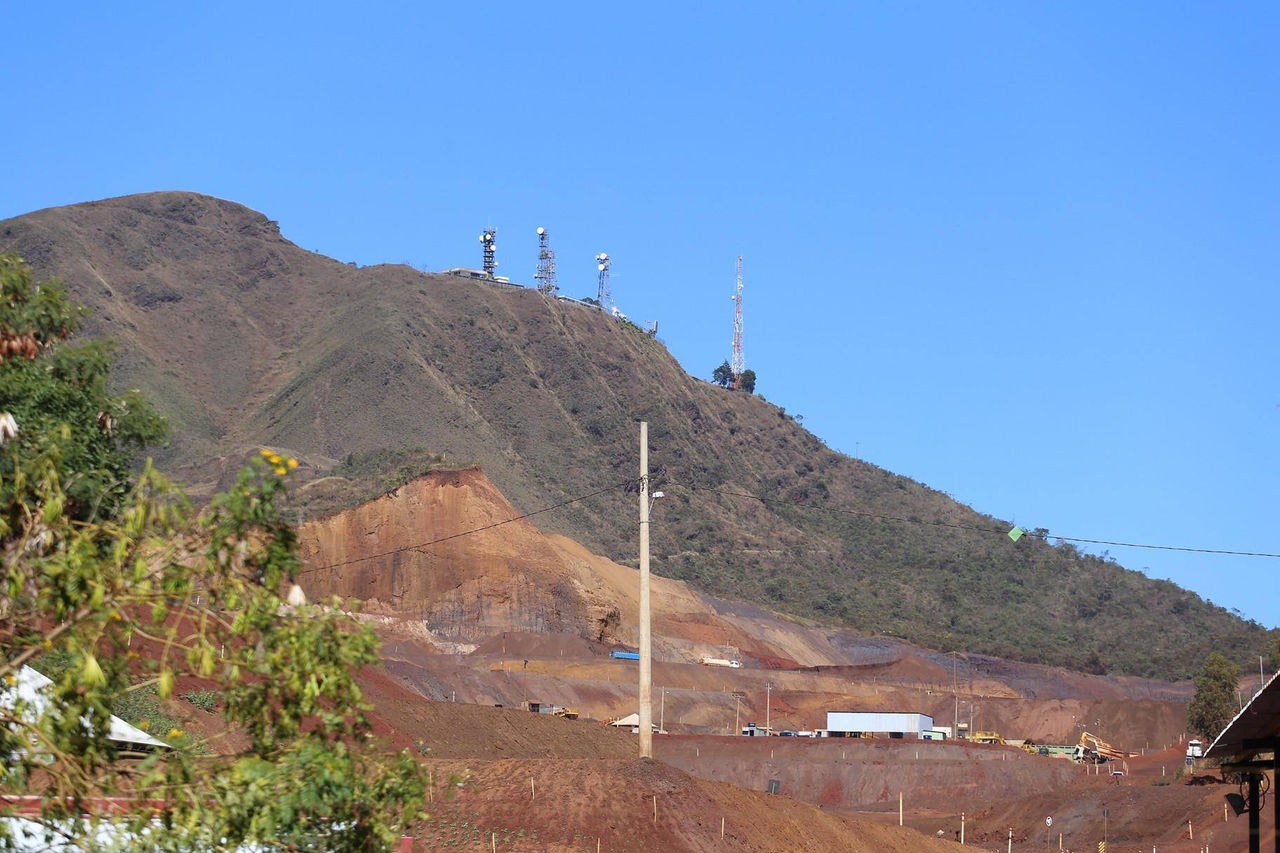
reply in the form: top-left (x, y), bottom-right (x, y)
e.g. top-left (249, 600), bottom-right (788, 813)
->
top-left (766, 682), bottom-right (773, 735)
top-left (660, 687), bottom-right (667, 734)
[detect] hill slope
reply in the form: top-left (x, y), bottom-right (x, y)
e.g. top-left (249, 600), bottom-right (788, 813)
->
top-left (1, 191), bottom-right (1268, 678)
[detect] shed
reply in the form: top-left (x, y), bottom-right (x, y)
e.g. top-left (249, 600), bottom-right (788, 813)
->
top-left (826, 711), bottom-right (934, 738)
top-left (1205, 669), bottom-right (1280, 852)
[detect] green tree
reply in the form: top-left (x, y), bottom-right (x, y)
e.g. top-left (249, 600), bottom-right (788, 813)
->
top-left (712, 360), bottom-right (733, 387)
top-left (0, 253), bottom-right (168, 524)
top-left (1265, 633), bottom-right (1280, 673)
top-left (739, 368), bottom-right (756, 393)
top-left (0, 255), bottom-right (428, 851)
top-left (1186, 652), bottom-right (1242, 740)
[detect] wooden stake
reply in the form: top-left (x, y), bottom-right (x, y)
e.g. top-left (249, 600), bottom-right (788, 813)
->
top-left (653, 795), bottom-right (657, 822)
top-left (721, 817), bottom-right (725, 839)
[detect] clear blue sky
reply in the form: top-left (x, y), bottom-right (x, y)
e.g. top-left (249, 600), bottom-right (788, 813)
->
top-left (6, 3), bottom-right (1278, 628)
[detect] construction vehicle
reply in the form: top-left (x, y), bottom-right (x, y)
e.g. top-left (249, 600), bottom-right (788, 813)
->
top-left (1072, 732), bottom-right (1135, 764)
top-left (1020, 740), bottom-right (1076, 758)
top-left (971, 731), bottom-right (1005, 745)
top-left (698, 657), bottom-right (742, 668)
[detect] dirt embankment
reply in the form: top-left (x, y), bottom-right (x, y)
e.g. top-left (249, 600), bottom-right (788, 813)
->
top-left (283, 467), bottom-right (1230, 852)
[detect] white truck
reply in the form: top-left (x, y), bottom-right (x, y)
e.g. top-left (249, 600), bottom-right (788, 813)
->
top-left (699, 657), bottom-right (742, 668)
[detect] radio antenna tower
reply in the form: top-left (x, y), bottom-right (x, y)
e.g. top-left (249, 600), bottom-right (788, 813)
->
top-left (479, 229), bottom-right (497, 278)
top-left (596, 252), bottom-right (613, 314)
top-left (731, 255), bottom-right (745, 389)
top-left (534, 227), bottom-right (558, 294)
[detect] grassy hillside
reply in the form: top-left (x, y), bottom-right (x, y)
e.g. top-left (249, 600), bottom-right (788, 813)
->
top-left (1, 191), bottom-right (1269, 679)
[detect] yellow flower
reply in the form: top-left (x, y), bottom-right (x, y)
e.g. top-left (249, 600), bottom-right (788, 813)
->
top-left (259, 449), bottom-right (273, 459)
top-left (274, 466), bottom-right (288, 476)
top-left (169, 728), bottom-right (184, 738)
top-left (138, 719), bottom-right (150, 730)
top-left (287, 458), bottom-right (298, 469)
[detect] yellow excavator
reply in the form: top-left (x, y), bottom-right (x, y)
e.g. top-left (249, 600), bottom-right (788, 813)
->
top-left (1073, 732), bottom-right (1134, 764)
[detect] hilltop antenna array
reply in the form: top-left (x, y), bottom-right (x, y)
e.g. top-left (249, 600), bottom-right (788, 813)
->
top-left (534, 227), bottom-right (559, 295)
top-left (479, 229), bottom-right (497, 278)
top-left (731, 255), bottom-right (745, 388)
top-left (596, 252), bottom-right (613, 314)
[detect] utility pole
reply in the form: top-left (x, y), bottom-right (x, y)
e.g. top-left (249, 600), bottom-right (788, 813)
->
top-left (638, 422), bottom-right (653, 758)
top-left (765, 682), bottom-right (773, 735)
top-left (660, 687), bottom-right (666, 734)
top-left (952, 652), bottom-right (959, 739)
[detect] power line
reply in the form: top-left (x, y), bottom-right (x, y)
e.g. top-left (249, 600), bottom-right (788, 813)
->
top-left (299, 480), bottom-right (632, 575)
top-left (687, 484), bottom-right (1280, 560)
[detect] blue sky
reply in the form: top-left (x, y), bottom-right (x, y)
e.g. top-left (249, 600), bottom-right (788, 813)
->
top-left (6, 3), bottom-right (1278, 628)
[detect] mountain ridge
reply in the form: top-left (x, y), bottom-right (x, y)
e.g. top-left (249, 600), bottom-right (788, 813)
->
top-left (1, 190), bottom-right (1268, 679)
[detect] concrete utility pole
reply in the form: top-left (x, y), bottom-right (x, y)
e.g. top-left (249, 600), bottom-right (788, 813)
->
top-left (638, 422), bottom-right (653, 758)
top-left (766, 682), bottom-right (773, 735)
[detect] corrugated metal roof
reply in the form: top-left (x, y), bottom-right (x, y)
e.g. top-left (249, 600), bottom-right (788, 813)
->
top-left (1205, 668), bottom-right (1280, 764)
top-left (4, 665), bottom-right (171, 750)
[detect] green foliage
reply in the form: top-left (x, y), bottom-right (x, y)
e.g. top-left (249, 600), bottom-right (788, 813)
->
top-left (712, 360), bottom-right (733, 387)
top-left (112, 683), bottom-right (180, 737)
top-left (1265, 633), bottom-right (1280, 672)
top-left (738, 368), bottom-right (756, 393)
top-left (0, 252), bottom-right (168, 525)
top-left (1186, 652), bottom-right (1242, 740)
top-left (0, 257), bottom-right (428, 852)
top-left (182, 688), bottom-right (220, 712)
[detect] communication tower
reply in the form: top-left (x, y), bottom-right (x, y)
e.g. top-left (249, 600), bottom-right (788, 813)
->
top-left (731, 255), bottom-right (745, 388)
top-left (479, 229), bottom-right (497, 278)
top-left (534, 227), bottom-right (559, 295)
top-left (595, 252), bottom-right (613, 314)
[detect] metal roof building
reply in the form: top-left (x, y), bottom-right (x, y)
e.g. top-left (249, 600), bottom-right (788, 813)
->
top-left (1205, 669), bottom-right (1280, 852)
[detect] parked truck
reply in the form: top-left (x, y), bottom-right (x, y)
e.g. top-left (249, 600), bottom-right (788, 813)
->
top-left (609, 650), bottom-right (640, 661)
top-left (699, 657), bottom-right (742, 668)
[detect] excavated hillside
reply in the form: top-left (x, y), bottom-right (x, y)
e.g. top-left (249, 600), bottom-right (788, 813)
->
top-left (0, 191), bottom-right (1268, 679)
top-left (294, 471), bottom-right (1252, 852)
top-left (297, 468), bottom-right (1194, 753)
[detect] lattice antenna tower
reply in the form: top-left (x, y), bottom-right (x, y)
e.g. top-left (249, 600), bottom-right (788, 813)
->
top-left (534, 226), bottom-right (559, 294)
top-left (479, 228), bottom-right (497, 277)
top-left (596, 252), bottom-right (613, 314)
top-left (731, 255), bottom-right (745, 388)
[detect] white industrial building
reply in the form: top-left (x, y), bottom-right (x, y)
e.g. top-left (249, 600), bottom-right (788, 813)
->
top-left (826, 711), bottom-right (934, 738)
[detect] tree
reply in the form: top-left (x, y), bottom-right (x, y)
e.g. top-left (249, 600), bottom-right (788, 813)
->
top-left (1, 255), bottom-right (428, 851)
top-left (1186, 652), bottom-right (1242, 740)
top-left (712, 362), bottom-right (755, 392)
top-left (712, 360), bottom-right (733, 387)
top-left (0, 253), bottom-right (168, 524)
top-left (1265, 633), bottom-right (1280, 673)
